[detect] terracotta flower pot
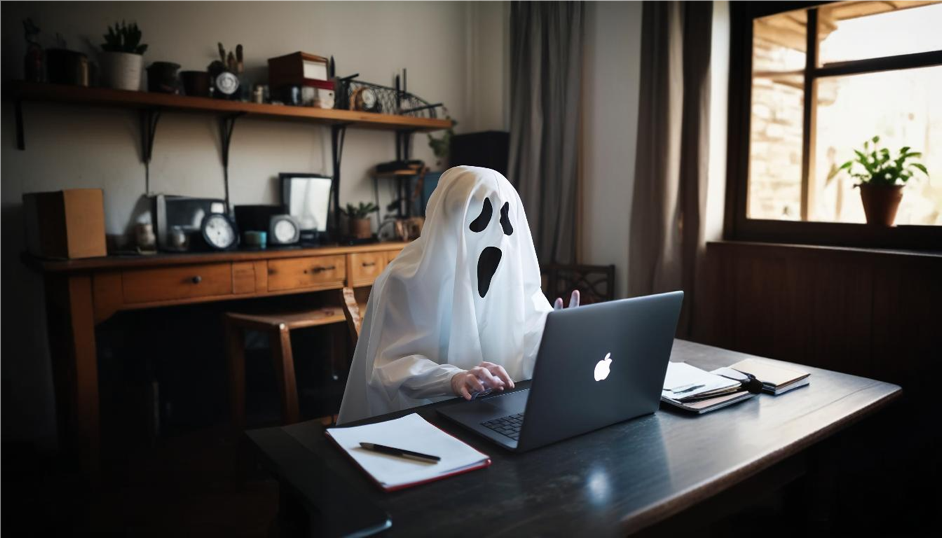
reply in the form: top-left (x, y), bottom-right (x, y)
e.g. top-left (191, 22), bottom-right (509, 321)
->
top-left (858, 184), bottom-right (904, 226)
top-left (350, 218), bottom-right (372, 239)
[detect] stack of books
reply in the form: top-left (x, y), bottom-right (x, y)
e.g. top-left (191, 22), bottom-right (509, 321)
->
top-left (662, 359), bottom-right (812, 415)
top-left (718, 358), bottom-right (811, 395)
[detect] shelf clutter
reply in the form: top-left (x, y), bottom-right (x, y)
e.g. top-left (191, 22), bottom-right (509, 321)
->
top-left (9, 81), bottom-right (453, 133)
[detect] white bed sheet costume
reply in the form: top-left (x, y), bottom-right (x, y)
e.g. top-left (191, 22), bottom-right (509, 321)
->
top-left (338, 166), bottom-right (553, 424)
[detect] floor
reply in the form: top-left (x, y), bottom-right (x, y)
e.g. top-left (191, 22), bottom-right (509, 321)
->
top-left (3, 302), bottom-right (347, 536)
top-left (3, 425), bottom-right (278, 536)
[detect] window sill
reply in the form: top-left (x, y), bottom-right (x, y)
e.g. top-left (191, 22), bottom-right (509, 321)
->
top-left (708, 239), bottom-right (942, 260)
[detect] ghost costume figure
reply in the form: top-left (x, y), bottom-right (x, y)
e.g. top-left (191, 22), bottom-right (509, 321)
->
top-left (338, 166), bottom-right (553, 424)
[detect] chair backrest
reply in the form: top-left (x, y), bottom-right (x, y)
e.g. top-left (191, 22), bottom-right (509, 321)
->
top-left (541, 264), bottom-right (616, 306)
top-left (341, 287), bottom-right (363, 347)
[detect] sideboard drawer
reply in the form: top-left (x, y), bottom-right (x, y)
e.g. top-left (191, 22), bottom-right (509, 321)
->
top-left (268, 255), bottom-right (346, 291)
top-left (347, 252), bottom-right (388, 286)
top-left (122, 263), bottom-right (233, 304)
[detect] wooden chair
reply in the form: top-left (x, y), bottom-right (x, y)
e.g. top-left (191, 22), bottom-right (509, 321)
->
top-left (541, 264), bottom-right (616, 305)
top-left (341, 286), bottom-right (364, 346)
top-left (225, 306), bottom-right (345, 430)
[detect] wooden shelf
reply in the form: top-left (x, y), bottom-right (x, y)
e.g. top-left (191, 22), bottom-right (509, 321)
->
top-left (371, 167), bottom-right (426, 179)
top-left (10, 81), bottom-right (453, 132)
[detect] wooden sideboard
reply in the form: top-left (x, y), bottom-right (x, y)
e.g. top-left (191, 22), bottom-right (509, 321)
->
top-left (25, 242), bottom-right (407, 479)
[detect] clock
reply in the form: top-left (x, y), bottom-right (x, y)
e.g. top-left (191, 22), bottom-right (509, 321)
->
top-left (353, 87), bottom-right (380, 112)
top-left (201, 213), bottom-right (238, 250)
top-left (214, 71), bottom-right (240, 99)
top-left (269, 214), bottom-right (300, 245)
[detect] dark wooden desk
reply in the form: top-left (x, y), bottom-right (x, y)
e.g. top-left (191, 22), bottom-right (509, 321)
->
top-left (25, 242), bottom-right (406, 478)
top-left (247, 340), bottom-right (900, 537)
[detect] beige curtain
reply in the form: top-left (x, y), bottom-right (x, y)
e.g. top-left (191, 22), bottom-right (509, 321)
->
top-left (628, 1), bottom-right (713, 337)
top-left (508, 1), bottom-right (585, 265)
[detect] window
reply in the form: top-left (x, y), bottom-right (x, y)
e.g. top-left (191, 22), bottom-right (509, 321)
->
top-left (728, 1), bottom-right (942, 248)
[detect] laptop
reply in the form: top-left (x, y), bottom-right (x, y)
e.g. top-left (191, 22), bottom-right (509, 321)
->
top-left (438, 291), bottom-right (683, 452)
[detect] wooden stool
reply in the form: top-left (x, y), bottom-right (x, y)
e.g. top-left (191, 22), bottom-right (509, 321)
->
top-left (224, 306), bottom-right (345, 430)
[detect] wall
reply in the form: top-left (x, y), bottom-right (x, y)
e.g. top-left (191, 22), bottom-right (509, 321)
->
top-left (581, 1), bottom-right (643, 299)
top-left (0, 1), bottom-right (497, 448)
top-left (706, 1), bottom-right (730, 243)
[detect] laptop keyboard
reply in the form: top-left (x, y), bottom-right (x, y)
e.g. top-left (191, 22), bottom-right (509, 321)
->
top-left (481, 413), bottom-right (525, 440)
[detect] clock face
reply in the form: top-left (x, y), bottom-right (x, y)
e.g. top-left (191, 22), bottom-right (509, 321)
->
top-left (272, 218), bottom-right (298, 244)
top-left (215, 72), bottom-right (239, 95)
top-left (202, 214), bottom-right (237, 250)
top-left (361, 88), bottom-right (377, 110)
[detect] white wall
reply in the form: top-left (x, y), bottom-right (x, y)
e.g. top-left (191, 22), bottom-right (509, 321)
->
top-left (0, 1), bottom-right (498, 448)
top-left (582, 1), bottom-right (644, 299)
top-left (706, 1), bottom-right (730, 242)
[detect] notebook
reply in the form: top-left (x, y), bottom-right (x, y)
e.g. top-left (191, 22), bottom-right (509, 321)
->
top-left (662, 362), bottom-right (742, 401)
top-left (727, 358), bottom-right (811, 395)
top-left (326, 413), bottom-right (491, 491)
top-left (661, 362), bottom-right (756, 414)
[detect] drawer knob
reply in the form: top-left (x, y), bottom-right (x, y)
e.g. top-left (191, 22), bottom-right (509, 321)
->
top-left (311, 265), bottom-right (336, 274)
top-left (362, 262), bottom-right (377, 267)
top-left (191, 275), bottom-right (202, 284)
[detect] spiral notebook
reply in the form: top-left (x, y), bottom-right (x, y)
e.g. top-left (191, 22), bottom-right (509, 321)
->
top-left (326, 413), bottom-right (491, 491)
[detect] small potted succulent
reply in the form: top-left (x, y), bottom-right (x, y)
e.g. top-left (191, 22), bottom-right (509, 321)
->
top-left (99, 21), bottom-right (148, 91)
top-left (832, 136), bottom-right (929, 226)
top-left (427, 114), bottom-right (456, 171)
top-left (342, 202), bottom-right (379, 239)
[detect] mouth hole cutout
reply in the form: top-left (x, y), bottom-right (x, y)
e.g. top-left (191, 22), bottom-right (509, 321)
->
top-left (477, 247), bottom-right (502, 298)
top-left (469, 198), bottom-right (492, 233)
top-left (500, 202), bottom-right (513, 236)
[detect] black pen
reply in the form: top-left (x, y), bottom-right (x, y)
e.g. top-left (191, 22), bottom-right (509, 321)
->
top-left (360, 442), bottom-right (441, 464)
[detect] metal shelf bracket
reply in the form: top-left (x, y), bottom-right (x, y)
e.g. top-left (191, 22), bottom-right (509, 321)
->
top-left (140, 108), bottom-right (163, 196)
top-left (15, 99), bottom-right (26, 150)
top-left (218, 112), bottom-right (245, 213)
top-left (330, 122), bottom-right (352, 237)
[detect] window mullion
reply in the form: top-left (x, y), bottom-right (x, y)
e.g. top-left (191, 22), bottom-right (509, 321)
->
top-left (800, 8), bottom-right (819, 222)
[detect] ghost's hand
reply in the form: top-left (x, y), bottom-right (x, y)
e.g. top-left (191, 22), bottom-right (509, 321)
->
top-left (450, 362), bottom-right (516, 400)
top-left (553, 290), bottom-right (581, 310)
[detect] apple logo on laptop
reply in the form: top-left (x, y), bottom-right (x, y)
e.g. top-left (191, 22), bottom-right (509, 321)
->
top-left (594, 353), bottom-right (613, 381)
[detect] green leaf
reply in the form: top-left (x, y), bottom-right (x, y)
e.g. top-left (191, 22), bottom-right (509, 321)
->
top-left (872, 135), bottom-right (880, 144)
top-left (911, 163), bottom-right (928, 176)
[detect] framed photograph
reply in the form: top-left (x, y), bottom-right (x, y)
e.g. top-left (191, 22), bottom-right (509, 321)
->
top-left (279, 173), bottom-right (333, 244)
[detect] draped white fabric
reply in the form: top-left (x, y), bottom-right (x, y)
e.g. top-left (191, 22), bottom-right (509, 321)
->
top-left (338, 166), bottom-right (553, 424)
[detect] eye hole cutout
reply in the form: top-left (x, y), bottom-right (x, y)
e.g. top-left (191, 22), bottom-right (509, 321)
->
top-left (500, 202), bottom-right (514, 236)
top-left (469, 197), bottom-right (492, 233)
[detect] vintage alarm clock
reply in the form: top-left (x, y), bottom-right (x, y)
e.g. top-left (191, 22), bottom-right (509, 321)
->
top-left (352, 86), bottom-right (380, 112)
top-left (201, 213), bottom-right (239, 250)
top-left (269, 214), bottom-right (300, 245)
top-left (214, 71), bottom-right (240, 99)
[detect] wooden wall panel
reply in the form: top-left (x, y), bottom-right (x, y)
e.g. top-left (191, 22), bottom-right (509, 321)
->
top-left (702, 242), bottom-right (942, 387)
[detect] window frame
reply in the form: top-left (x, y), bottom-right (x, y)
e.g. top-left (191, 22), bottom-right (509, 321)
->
top-left (725, 1), bottom-right (942, 249)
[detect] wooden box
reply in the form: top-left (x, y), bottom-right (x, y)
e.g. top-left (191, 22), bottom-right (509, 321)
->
top-left (268, 52), bottom-right (329, 90)
top-left (24, 188), bottom-right (107, 259)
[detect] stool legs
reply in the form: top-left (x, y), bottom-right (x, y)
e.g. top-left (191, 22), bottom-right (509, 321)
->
top-left (270, 324), bottom-right (300, 424)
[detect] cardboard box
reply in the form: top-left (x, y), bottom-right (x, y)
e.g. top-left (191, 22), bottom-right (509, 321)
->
top-left (24, 189), bottom-right (107, 259)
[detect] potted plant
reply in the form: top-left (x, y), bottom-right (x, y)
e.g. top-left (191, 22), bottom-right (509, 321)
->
top-left (832, 136), bottom-right (929, 226)
top-left (99, 21), bottom-right (148, 91)
top-left (342, 202), bottom-right (379, 239)
top-left (427, 113), bottom-right (456, 171)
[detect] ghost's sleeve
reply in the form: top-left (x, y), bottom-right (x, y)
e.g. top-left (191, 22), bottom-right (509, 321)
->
top-left (371, 353), bottom-right (464, 400)
top-left (366, 280), bottom-right (464, 402)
